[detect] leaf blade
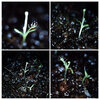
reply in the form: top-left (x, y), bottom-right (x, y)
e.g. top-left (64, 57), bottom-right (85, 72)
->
top-left (14, 28), bottom-right (23, 35)
top-left (83, 24), bottom-right (89, 28)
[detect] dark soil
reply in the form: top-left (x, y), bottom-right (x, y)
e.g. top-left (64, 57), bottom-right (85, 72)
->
top-left (2, 2), bottom-right (49, 49)
top-left (51, 51), bottom-right (98, 98)
top-left (51, 2), bottom-right (98, 49)
top-left (2, 51), bottom-right (49, 98)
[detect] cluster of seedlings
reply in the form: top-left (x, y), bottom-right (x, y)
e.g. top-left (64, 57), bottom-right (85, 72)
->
top-left (2, 52), bottom-right (49, 98)
top-left (51, 51), bottom-right (98, 98)
top-left (18, 61), bottom-right (43, 92)
top-left (59, 57), bottom-right (90, 85)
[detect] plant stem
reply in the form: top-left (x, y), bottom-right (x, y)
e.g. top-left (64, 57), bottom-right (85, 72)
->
top-left (82, 76), bottom-right (86, 84)
top-left (23, 11), bottom-right (29, 34)
top-left (64, 70), bottom-right (67, 80)
top-left (78, 9), bottom-right (86, 38)
top-left (82, 67), bottom-right (90, 84)
top-left (22, 34), bottom-right (27, 43)
top-left (78, 15), bottom-right (85, 38)
top-left (24, 62), bottom-right (28, 78)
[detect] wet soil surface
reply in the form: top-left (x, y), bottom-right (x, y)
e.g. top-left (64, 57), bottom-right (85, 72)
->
top-left (2, 2), bottom-right (49, 49)
top-left (2, 51), bottom-right (49, 98)
top-left (51, 51), bottom-right (98, 98)
top-left (51, 2), bottom-right (98, 49)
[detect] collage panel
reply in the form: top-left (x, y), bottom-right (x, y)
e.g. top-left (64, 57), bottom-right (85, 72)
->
top-left (2, 51), bottom-right (49, 98)
top-left (51, 51), bottom-right (98, 98)
top-left (51, 2), bottom-right (98, 49)
top-left (2, 2), bottom-right (49, 49)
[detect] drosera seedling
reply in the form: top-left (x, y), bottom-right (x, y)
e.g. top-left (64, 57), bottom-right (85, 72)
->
top-left (38, 64), bottom-right (43, 73)
top-left (27, 84), bottom-right (34, 91)
top-left (20, 61), bottom-right (43, 92)
top-left (60, 57), bottom-right (74, 80)
top-left (20, 84), bottom-right (34, 92)
top-left (77, 9), bottom-right (89, 39)
top-left (23, 62), bottom-right (29, 78)
top-left (14, 11), bottom-right (37, 45)
top-left (82, 67), bottom-right (90, 84)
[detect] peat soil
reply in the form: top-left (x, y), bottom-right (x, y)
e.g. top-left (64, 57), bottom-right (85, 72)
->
top-left (2, 2), bottom-right (49, 49)
top-left (51, 2), bottom-right (98, 49)
top-left (51, 51), bottom-right (98, 98)
top-left (2, 51), bottom-right (49, 98)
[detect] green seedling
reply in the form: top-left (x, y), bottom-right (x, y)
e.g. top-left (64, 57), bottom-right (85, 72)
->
top-left (33, 59), bottom-right (37, 63)
top-left (14, 11), bottom-right (37, 45)
top-left (38, 64), bottom-right (43, 69)
top-left (23, 62), bottom-right (29, 78)
top-left (31, 59), bottom-right (37, 68)
top-left (77, 9), bottom-right (89, 39)
top-left (21, 62), bottom-right (36, 92)
top-left (82, 67), bottom-right (90, 84)
top-left (20, 84), bottom-right (34, 92)
top-left (60, 57), bottom-right (74, 80)
top-left (37, 64), bottom-right (43, 73)
top-left (19, 86), bottom-right (27, 92)
top-left (27, 84), bottom-right (34, 91)
top-left (15, 60), bottom-right (43, 93)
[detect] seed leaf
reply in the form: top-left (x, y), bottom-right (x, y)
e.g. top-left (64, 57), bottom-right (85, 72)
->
top-left (83, 24), bottom-right (89, 28)
top-left (14, 28), bottom-right (23, 35)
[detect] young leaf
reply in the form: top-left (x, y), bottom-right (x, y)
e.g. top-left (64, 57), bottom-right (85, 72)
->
top-left (83, 24), bottom-right (89, 28)
top-left (69, 68), bottom-right (74, 74)
top-left (26, 28), bottom-right (36, 34)
top-left (14, 28), bottom-right (23, 35)
top-left (82, 67), bottom-right (90, 84)
top-left (84, 67), bottom-right (89, 77)
top-left (60, 57), bottom-right (74, 80)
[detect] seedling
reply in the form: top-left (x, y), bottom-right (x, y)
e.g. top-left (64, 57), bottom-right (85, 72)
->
top-left (23, 62), bottom-right (29, 78)
top-left (60, 57), bottom-right (74, 80)
top-left (78, 9), bottom-right (89, 39)
top-left (14, 11), bottom-right (37, 45)
top-left (27, 84), bottom-right (34, 91)
top-left (38, 64), bottom-right (43, 69)
top-left (38, 64), bottom-right (43, 73)
top-left (20, 84), bottom-right (34, 92)
top-left (82, 67), bottom-right (90, 84)
top-left (21, 61), bottom-right (43, 92)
